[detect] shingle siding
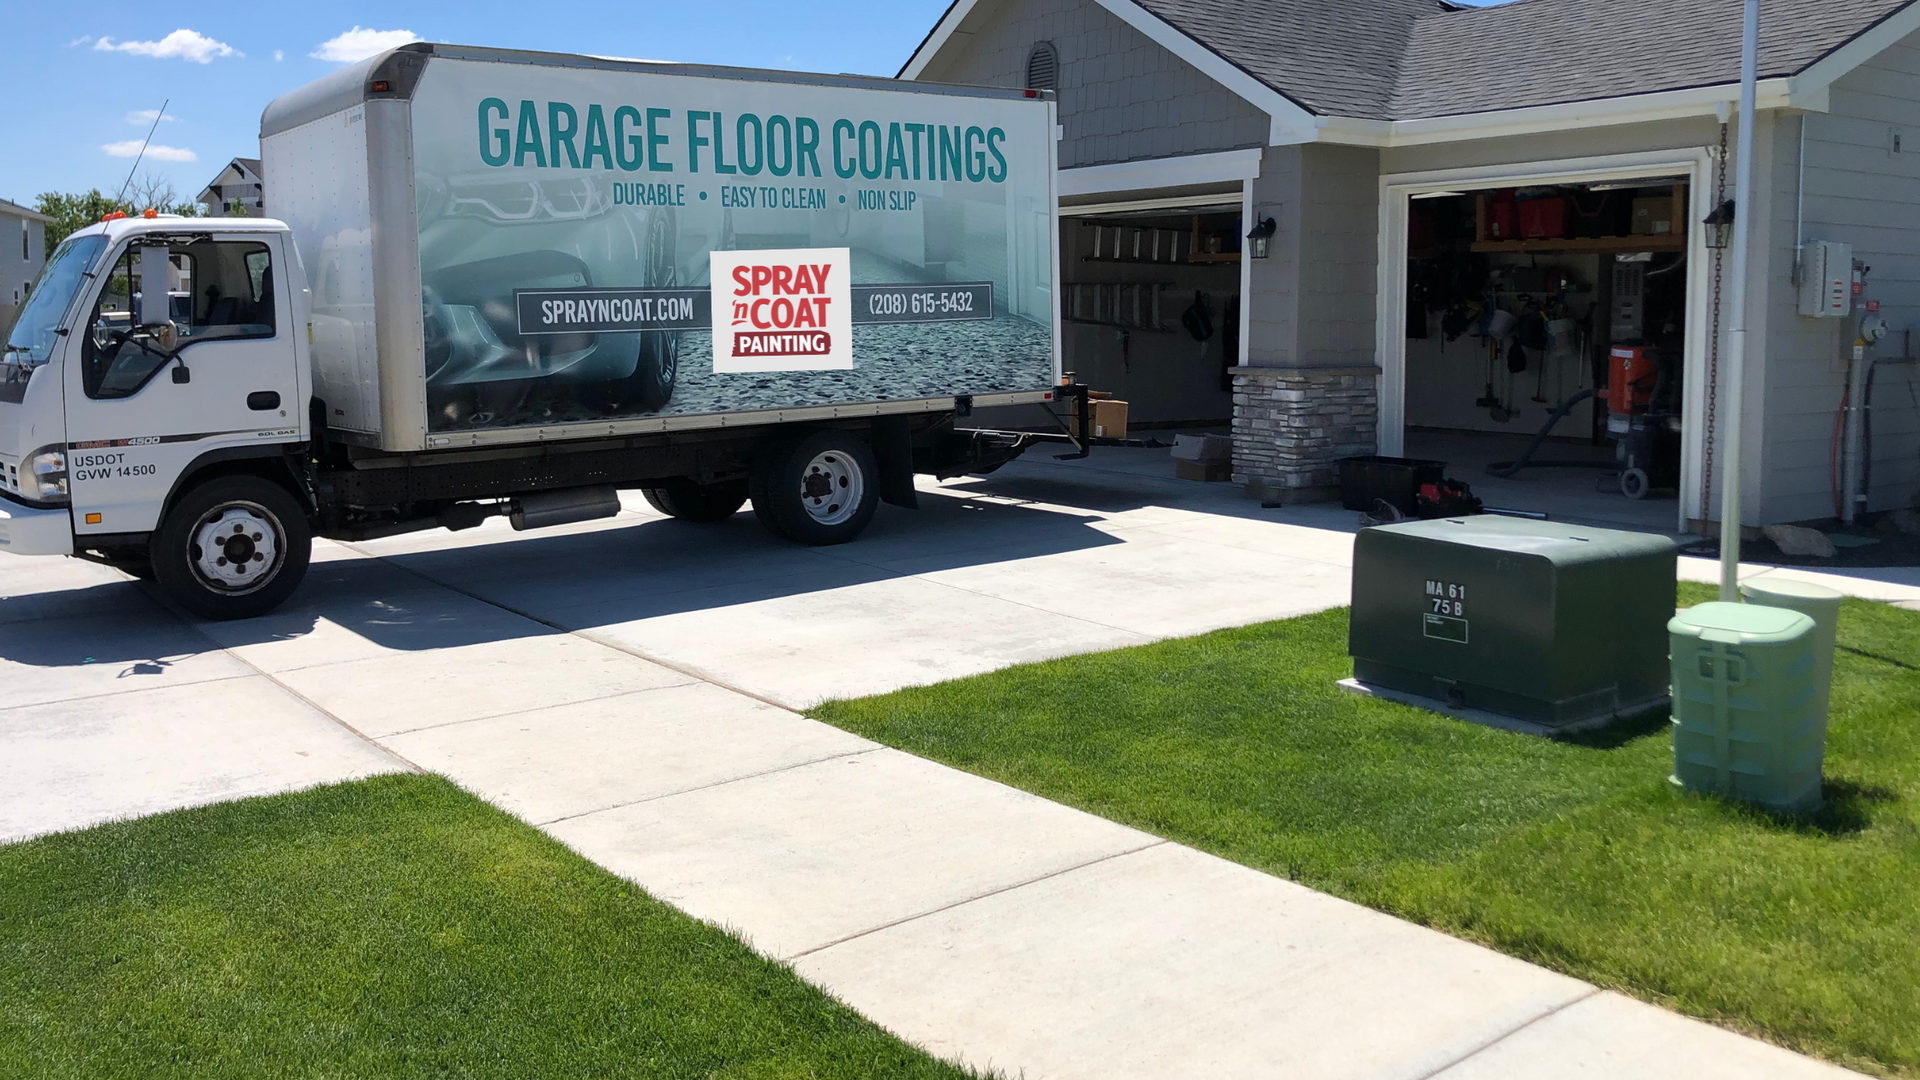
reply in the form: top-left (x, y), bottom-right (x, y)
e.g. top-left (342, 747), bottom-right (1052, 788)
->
top-left (921, 0), bottom-right (1268, 169)
top-left (1759, 30), bottom-right (1920, 523)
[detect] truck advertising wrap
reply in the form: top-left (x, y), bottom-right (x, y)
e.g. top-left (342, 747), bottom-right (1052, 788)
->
top-left (404, 57), bottom-right (1057, 433)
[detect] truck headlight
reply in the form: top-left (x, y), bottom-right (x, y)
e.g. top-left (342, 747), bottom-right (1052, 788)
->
top-left (28, 446), bottom-right (69, 504)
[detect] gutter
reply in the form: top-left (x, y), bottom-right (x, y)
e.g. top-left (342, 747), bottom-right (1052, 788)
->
top-left (1294, 77), bottom-right (1814, 149)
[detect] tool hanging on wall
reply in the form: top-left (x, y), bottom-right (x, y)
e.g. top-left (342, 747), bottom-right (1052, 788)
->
top-left (1477, 335), bottom-right (1503, 411)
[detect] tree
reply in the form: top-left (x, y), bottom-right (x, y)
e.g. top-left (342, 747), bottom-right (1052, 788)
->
top-left (35, 175), bottom-right (204, 249)
top-left (124, 171), bottom-right (203, 218)
top-left (35, 190), bottom-right (123, 248)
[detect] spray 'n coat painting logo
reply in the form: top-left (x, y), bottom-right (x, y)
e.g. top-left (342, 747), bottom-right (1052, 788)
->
top-left (709, 248), bottom-right (853, 373)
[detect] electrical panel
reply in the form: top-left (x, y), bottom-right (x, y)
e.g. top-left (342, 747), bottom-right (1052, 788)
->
top-left (1610, 260), bottom-right (1646, 341)
top-left (1798, 241), bottom-right (1853, 318)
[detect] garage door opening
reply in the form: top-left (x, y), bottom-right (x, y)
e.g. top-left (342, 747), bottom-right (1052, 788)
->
top-left (1395, 177), bottom-right (1698, 531)
top-left (1056, 206), bottom-right (1242, 435)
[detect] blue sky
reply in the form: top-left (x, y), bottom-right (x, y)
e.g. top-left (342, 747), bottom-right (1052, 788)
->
top-left (4, 1), bottom-right (1506, 211)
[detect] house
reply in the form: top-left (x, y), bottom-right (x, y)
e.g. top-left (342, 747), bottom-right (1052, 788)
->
top-left (0, 197), bottom-right (50, 334)
top-left (904, 0), bottom-right (1920, 532)
top-left (197, 157), bottom-right (265, 218)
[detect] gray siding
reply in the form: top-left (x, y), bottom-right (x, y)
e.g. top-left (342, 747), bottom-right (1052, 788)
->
top-left (918, 0), bottom-right (1269, 169)
top-left (0, 211), bottom-right (48, 336)
top-left (1759, 30), bottom-right (1920, 524)
top-left (1244, 143), bottom-right (1379, 369)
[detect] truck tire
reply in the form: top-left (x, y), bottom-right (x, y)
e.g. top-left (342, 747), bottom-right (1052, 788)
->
top-left (641, 478), bottom-right (748, 522)
top-left (749, 429), bottom-right (880, 545)
top-left (149, 475), bottom-right (312, 620)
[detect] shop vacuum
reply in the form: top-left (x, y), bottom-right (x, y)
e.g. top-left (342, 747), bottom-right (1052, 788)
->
top-left (1485, 345), bottom-right (1681, 500)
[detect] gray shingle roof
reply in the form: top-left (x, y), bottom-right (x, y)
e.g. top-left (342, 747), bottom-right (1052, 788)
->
top-left (1128, 0), bottom-right (1449, 118)
top-left (1126, 0), bottom-right (1915, 121)
top-left (1391, 0), bottom-right (1915, 119)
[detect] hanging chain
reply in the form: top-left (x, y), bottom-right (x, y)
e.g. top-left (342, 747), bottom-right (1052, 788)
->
top-left (1701, 122), bottom-right (1728, 522)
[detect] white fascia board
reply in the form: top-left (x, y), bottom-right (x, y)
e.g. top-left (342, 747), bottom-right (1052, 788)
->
top-left (1090, 0), bottom-right (1321, 141)
top-left (1314, 78), bottom-right (1808, 149)
top-left (899, 0), bottom-right (980, 81)
top-left (1057, 147), bottom-right (1263, 197)
top-left (1790, 0), bottom-right (1920, 100)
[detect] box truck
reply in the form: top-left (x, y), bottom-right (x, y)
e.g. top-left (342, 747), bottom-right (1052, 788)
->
top-left (0, 44), bottom-right (1060, 618)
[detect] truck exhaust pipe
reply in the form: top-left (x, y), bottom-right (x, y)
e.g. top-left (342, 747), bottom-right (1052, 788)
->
top-left (508, 486), bottom-right (622, 531)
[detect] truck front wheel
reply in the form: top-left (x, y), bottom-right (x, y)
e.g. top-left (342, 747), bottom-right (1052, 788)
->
top-left (641, 478), bottom-right (748, 522)
top-left (150, 475), bottom-right (313, 620)
top-left (749, 430), bottom-right (880, 545)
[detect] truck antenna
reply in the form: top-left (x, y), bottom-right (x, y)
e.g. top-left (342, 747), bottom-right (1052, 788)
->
top-left (113, 98), bottom-right (171, 210)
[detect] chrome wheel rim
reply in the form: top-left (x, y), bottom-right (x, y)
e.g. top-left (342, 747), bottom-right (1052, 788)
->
top-left (799, 450), bottom-right (863, 526)
top-left (188, 501), bottom-right (284, 595)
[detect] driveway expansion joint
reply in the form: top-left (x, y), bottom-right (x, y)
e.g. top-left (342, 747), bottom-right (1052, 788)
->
top-left (781, 838), bottom-right (1171, 963)
top-left (532, 747), bottom-right (885, 827)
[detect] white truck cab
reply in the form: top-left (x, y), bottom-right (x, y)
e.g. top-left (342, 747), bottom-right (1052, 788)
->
top-left (1, 214), bottom-right (314, 616)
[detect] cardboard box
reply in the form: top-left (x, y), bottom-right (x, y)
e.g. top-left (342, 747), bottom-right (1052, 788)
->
top-left (1175, 458), bottom-right (1231, 482)
top-left (1170, 433), bottom-right (1231, 463)
top-left (1068, 399), bottom-right (1129, 440)
top-left (1631, 197), bottom-right (1673, 236)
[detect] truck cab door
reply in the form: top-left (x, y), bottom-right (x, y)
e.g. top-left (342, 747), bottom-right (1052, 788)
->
top-left (63, 232), bottom-right (304, 539)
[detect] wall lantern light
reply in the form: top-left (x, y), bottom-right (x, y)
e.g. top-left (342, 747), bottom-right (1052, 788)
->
top-left (1246, 216), bottom-right (1277, 259)
top-left (1702, 198), bottom-right (1734, 250)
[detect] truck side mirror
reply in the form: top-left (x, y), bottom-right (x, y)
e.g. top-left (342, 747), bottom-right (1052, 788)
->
top-left (172, 364), bottom-right (191, 384)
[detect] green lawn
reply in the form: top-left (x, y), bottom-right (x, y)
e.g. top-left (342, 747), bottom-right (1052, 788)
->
top-left (811, 583), bottom-right (1920, 1078)
top-left (0, 774), bottom-right (970, 1080)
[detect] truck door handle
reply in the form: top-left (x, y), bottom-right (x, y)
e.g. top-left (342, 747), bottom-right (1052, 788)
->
top-left (247, 391), bottom-right (282, 411)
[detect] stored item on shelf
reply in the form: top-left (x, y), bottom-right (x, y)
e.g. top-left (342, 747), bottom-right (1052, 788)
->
top-left (1631, 197), bottom-right (1674, 235)
top-left (1486, 189), bottom-right (1519, 240)
top-left (1518, 197), bottom-right (1567, 240)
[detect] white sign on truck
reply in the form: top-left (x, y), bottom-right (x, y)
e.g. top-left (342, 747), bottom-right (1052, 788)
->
top-left (0, 44), bottom-right (1061, 620)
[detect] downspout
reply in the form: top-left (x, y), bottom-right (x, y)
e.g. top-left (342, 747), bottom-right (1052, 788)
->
top-left (1718, 0), bottom-right (1759, 601)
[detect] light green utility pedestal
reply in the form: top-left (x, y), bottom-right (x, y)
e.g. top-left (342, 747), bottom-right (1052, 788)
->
top-left (1739, 578), bottom-right (1842, 722)
top-left (1669, 602), bottom-right (1824, 813)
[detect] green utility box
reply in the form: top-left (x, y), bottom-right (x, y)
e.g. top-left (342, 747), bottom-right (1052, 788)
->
top-left (1348, 517), bottom-right (1678, 728)
top-left (1669, 602), bottom-right (1824, 812)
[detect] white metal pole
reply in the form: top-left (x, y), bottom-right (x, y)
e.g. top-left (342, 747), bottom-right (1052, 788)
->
top-left (1720, 0), bottom-right (1759, 601)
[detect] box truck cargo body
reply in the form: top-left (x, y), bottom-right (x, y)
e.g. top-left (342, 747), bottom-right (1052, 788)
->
top-left (0, 44), bottom-right (1060, 619)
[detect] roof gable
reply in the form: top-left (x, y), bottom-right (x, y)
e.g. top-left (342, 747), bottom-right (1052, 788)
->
top-left (906, 0), bottom-right (1920, 129)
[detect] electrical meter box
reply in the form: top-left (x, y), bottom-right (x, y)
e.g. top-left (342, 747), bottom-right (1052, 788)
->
top-left (1797, 241), bottom-right (1853, 318)
top-left (1348, 517), bottom-right (1678, 729)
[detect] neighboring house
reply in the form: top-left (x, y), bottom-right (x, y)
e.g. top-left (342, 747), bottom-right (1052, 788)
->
top-left (197, 157), bottom-right (265, 217)
top-left (905, 0), bottom-right (1920, 531)
top-left (0, 197), bottom-right (50, 335)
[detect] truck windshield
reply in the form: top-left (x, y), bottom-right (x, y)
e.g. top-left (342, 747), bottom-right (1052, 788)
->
top-left (5, 234), bottom-right (107, 368)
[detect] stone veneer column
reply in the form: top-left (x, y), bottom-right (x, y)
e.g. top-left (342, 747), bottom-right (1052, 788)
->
top-left (1230, 366), bottom-right (1379, 502)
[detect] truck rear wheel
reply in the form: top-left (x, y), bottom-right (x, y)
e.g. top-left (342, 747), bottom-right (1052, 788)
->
top-left (641, 478), bottom-right (748, 522)
top-left (150, 475), bottom-right (312, 620)
top-left (749, 430), bottom-right (880, 546)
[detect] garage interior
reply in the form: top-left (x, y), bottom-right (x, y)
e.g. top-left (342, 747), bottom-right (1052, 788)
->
top-left (1399, 179), bottom-right (1695, 530)
top-left (1056, 200), bottom-right (1242, 432)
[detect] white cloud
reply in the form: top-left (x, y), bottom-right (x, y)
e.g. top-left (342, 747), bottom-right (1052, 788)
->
top-left (310, 27), bottom-right (420, 63)
top-left (126, 109), bottom-right (178, 125)
top-left (274, 49), bottom-right (285, 61)
top-left (94, 30), bottom-right (239, 63)
top-left (67, 34), bottom-right (93, 47)
top-left (102, 140), bottom-right (198, 163)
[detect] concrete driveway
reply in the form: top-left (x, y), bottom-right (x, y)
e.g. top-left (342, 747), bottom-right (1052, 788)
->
top-left (4, 448), bottom-right (1899, 1080)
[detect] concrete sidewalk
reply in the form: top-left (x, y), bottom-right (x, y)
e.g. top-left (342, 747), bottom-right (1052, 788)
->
top-left (5, 453), bottom-right (1902, 1078)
